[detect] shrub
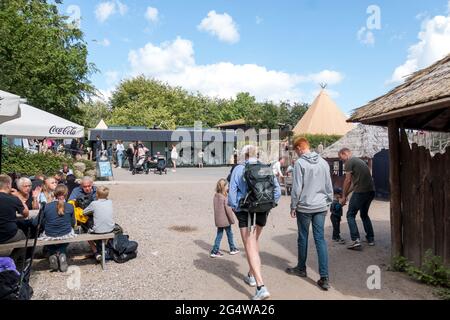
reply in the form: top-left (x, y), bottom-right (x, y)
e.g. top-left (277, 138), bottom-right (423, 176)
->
top-left (390, 250), bottom-right (450, 300)
top-left (1, 146), bottom-right (93, 177)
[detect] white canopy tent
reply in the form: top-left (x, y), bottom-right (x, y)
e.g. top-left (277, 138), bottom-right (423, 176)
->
top-left (0, 103), bottom-right (84, 172)
top-left (0, 103), bottom-right (84, 139)
top-left (95, 119), bottom-right (108, 130)
top-left (0, 90), bottom-right (21, 124)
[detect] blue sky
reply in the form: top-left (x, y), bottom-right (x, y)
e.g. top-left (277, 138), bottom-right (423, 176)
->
top-left (59, 0), bottom-right (450, 115)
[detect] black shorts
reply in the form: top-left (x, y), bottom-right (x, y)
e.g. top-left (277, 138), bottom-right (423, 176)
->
top-left (236, 212), bottom-right (269, 229)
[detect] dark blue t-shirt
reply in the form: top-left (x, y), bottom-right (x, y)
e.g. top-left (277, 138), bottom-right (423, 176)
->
top-left (41, 202), bottom-right (75, 237)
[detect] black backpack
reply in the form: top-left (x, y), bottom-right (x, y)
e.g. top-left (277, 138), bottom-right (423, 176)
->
top-left (240, 163), bottom-right (277, 214)
top-left (0, 270), bottom-right (33, 300)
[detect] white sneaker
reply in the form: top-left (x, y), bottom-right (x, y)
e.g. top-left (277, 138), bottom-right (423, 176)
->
top-left (229, 249), bottom-right (240, 255)
top-left (252, 286), bottom-right (270, 300)
top-left (244, 274), bottom-right (256, 287)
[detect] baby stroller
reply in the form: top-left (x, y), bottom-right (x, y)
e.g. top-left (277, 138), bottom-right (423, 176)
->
top-left (154, 157), bottom-right (168, 175)
top-left (132, 153), bottom-right (150, 175)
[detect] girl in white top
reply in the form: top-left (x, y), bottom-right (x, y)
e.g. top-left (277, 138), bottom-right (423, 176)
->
top-left (171, 144), bottom-right (178, 172)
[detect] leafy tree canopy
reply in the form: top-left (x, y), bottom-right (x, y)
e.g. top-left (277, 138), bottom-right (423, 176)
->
top-left (0, 0), bottom-right (96, 121)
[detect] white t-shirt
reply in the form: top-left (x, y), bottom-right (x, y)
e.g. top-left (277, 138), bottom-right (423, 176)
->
top-left (171, 147), bottom-right (178, 159)
top-left (116, 144), bottom-right (125, 152)
top-left (272, 161), bottom-right (283, 177)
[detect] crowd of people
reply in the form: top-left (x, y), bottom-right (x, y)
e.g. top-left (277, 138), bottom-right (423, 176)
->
top-left (209, 138), bottom-right (376, 300)
top-left (0, 167), bottom-right (116, 273)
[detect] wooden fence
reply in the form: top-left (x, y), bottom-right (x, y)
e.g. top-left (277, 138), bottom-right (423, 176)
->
top-left (400, 130), bottom-right (450, 267)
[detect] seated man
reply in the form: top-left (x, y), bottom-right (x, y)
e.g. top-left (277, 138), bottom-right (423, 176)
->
top-left (68, 176), bottom-right (97, 230)
top-left (0, 175), bottom-right (27, 244)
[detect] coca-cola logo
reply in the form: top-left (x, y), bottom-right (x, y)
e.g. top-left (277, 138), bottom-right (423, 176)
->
top-left (49, 126), bottom-right (78, 136)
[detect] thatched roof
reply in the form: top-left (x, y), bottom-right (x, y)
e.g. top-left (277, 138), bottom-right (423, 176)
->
top-left (349, 54), bottom-right (450, 132)
top-left (216, 119), bottom-right (246, 128)
top-left (293, 89), bottom-right (354, 136)
top-left (321, 124), bottom-right (388, 159)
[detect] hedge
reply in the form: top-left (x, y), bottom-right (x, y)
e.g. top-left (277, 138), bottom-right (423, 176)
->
top-left (0, 146), bottom-right (94, 177)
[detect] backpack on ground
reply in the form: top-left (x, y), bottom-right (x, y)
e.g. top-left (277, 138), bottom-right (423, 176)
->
top-left (106, 234), bottom-right (138, 264)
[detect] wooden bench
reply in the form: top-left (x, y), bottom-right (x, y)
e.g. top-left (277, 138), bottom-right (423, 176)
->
top-left (0, 233), bottom-right (115, 270)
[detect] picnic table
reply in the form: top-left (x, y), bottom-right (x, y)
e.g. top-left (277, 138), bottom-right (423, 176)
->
top-left (0, 233), bottom-right (115, 270)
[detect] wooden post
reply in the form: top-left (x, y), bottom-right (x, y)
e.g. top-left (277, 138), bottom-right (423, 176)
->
top-left (388, 120), bottom-right (403, 259)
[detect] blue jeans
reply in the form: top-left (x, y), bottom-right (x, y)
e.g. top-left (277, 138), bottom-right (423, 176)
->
top-left (117, 151), bottom-right (124, 168)
top-left (347, 192), bottom-right (375, 242)
top-left (297, 211), bottom-right (329, 278)
top-left (212, 226), bottom-right (237, 253)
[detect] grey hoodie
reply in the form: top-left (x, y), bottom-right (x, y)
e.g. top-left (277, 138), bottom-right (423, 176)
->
top-left (290, 152), bottom-right (333, 214)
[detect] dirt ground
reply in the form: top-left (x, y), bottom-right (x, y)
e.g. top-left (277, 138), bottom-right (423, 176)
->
top-left (27, 167), bottom-right (436, 300)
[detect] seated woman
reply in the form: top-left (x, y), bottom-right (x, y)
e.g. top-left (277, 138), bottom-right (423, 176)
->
top-left (82, 186), bottom-right (115, 262)
top-left (39, 185), bottom-right (76, 272)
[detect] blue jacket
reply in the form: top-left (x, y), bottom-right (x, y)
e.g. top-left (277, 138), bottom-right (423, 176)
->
top-left (228, 158), bottom-right (281, 212)
top-left (68, 186), bottom-right (97, 202)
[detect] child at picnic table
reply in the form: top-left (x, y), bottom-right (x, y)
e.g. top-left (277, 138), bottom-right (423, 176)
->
top-left (210, 179), bottom-right (240, 258)
top-left (82, 186), bottom-right (115, 262)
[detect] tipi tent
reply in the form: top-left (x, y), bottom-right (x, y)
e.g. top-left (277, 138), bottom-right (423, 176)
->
top-left (321, 124), bottom-right (389, 159)
top-left (293, 89), bottom-right (354, 136)
top-left (95, 119), bottom-right (108, 130)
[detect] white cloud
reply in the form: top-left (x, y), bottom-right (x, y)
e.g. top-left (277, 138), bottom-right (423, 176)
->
top-left (105, 71), bottom-right (120, 86)
top-left (304, 70), bottom-right (345, 85)
top-left (357, 27), bottom-right (375, 46)
top-left (97, 38), bottom-right (111, 47)
top-left (95, 1), bottom-right (127, 23)
top-left (128, 37), bottom-right (344, 102)
top-left (145, 7), bottom-right (159, 23)
top-left (388, 8), bottom-right (450, 84)
top-left (116, 0), bottom-right (128, 16)
top-left (198, 11), bottom-right (240, 44)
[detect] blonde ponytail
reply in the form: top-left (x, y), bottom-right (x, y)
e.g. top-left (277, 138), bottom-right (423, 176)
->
top-left (54, 185), bottom-right (69, 217)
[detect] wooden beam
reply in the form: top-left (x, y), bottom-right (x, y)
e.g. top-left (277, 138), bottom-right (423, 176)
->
top-left (388, 120), bottom-right (403, 259)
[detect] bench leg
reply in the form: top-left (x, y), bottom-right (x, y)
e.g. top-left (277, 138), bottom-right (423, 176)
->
top-left (101, 240), bottom-right (106, 270)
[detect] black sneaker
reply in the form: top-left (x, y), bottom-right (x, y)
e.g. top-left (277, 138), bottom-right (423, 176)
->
top-left (285, 266), bottom-right (307, 278)
top-left (317, 277), bottom-right (330, 291)
top-left (347, 240), bottom-right (362, 250)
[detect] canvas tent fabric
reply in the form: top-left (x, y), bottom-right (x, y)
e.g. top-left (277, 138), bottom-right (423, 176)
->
top-left (293, 90), bottom-right (354, 136)
top-left (95, 119), bottom-right (108, 130)
top-left (0, 103), bottom-right (84, 139)
top-left (0, 90), bottom-right (21, 124)
top-left (321, 124), bottom-right (389, 159)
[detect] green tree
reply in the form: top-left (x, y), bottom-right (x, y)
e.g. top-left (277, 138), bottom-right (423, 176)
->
top-left (76, 101), bottom-right (111, 129)
top-left (0, 0), bottom-right (96, 121)
top-left (288, 103), bottom-right (309, 127)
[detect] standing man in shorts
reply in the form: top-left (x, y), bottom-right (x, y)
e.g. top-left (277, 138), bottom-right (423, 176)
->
top-left (228, 145), bottom-right (281, 300)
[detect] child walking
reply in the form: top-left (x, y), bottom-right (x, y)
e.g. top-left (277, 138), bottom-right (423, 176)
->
top-left (211, 179), bottom-right (240, 258)
top-left (330, 188), bottom-right (345, 244)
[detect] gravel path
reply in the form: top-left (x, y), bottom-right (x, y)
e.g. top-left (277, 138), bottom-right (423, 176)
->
top-left (29, 167), bottom-right (436, 300)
